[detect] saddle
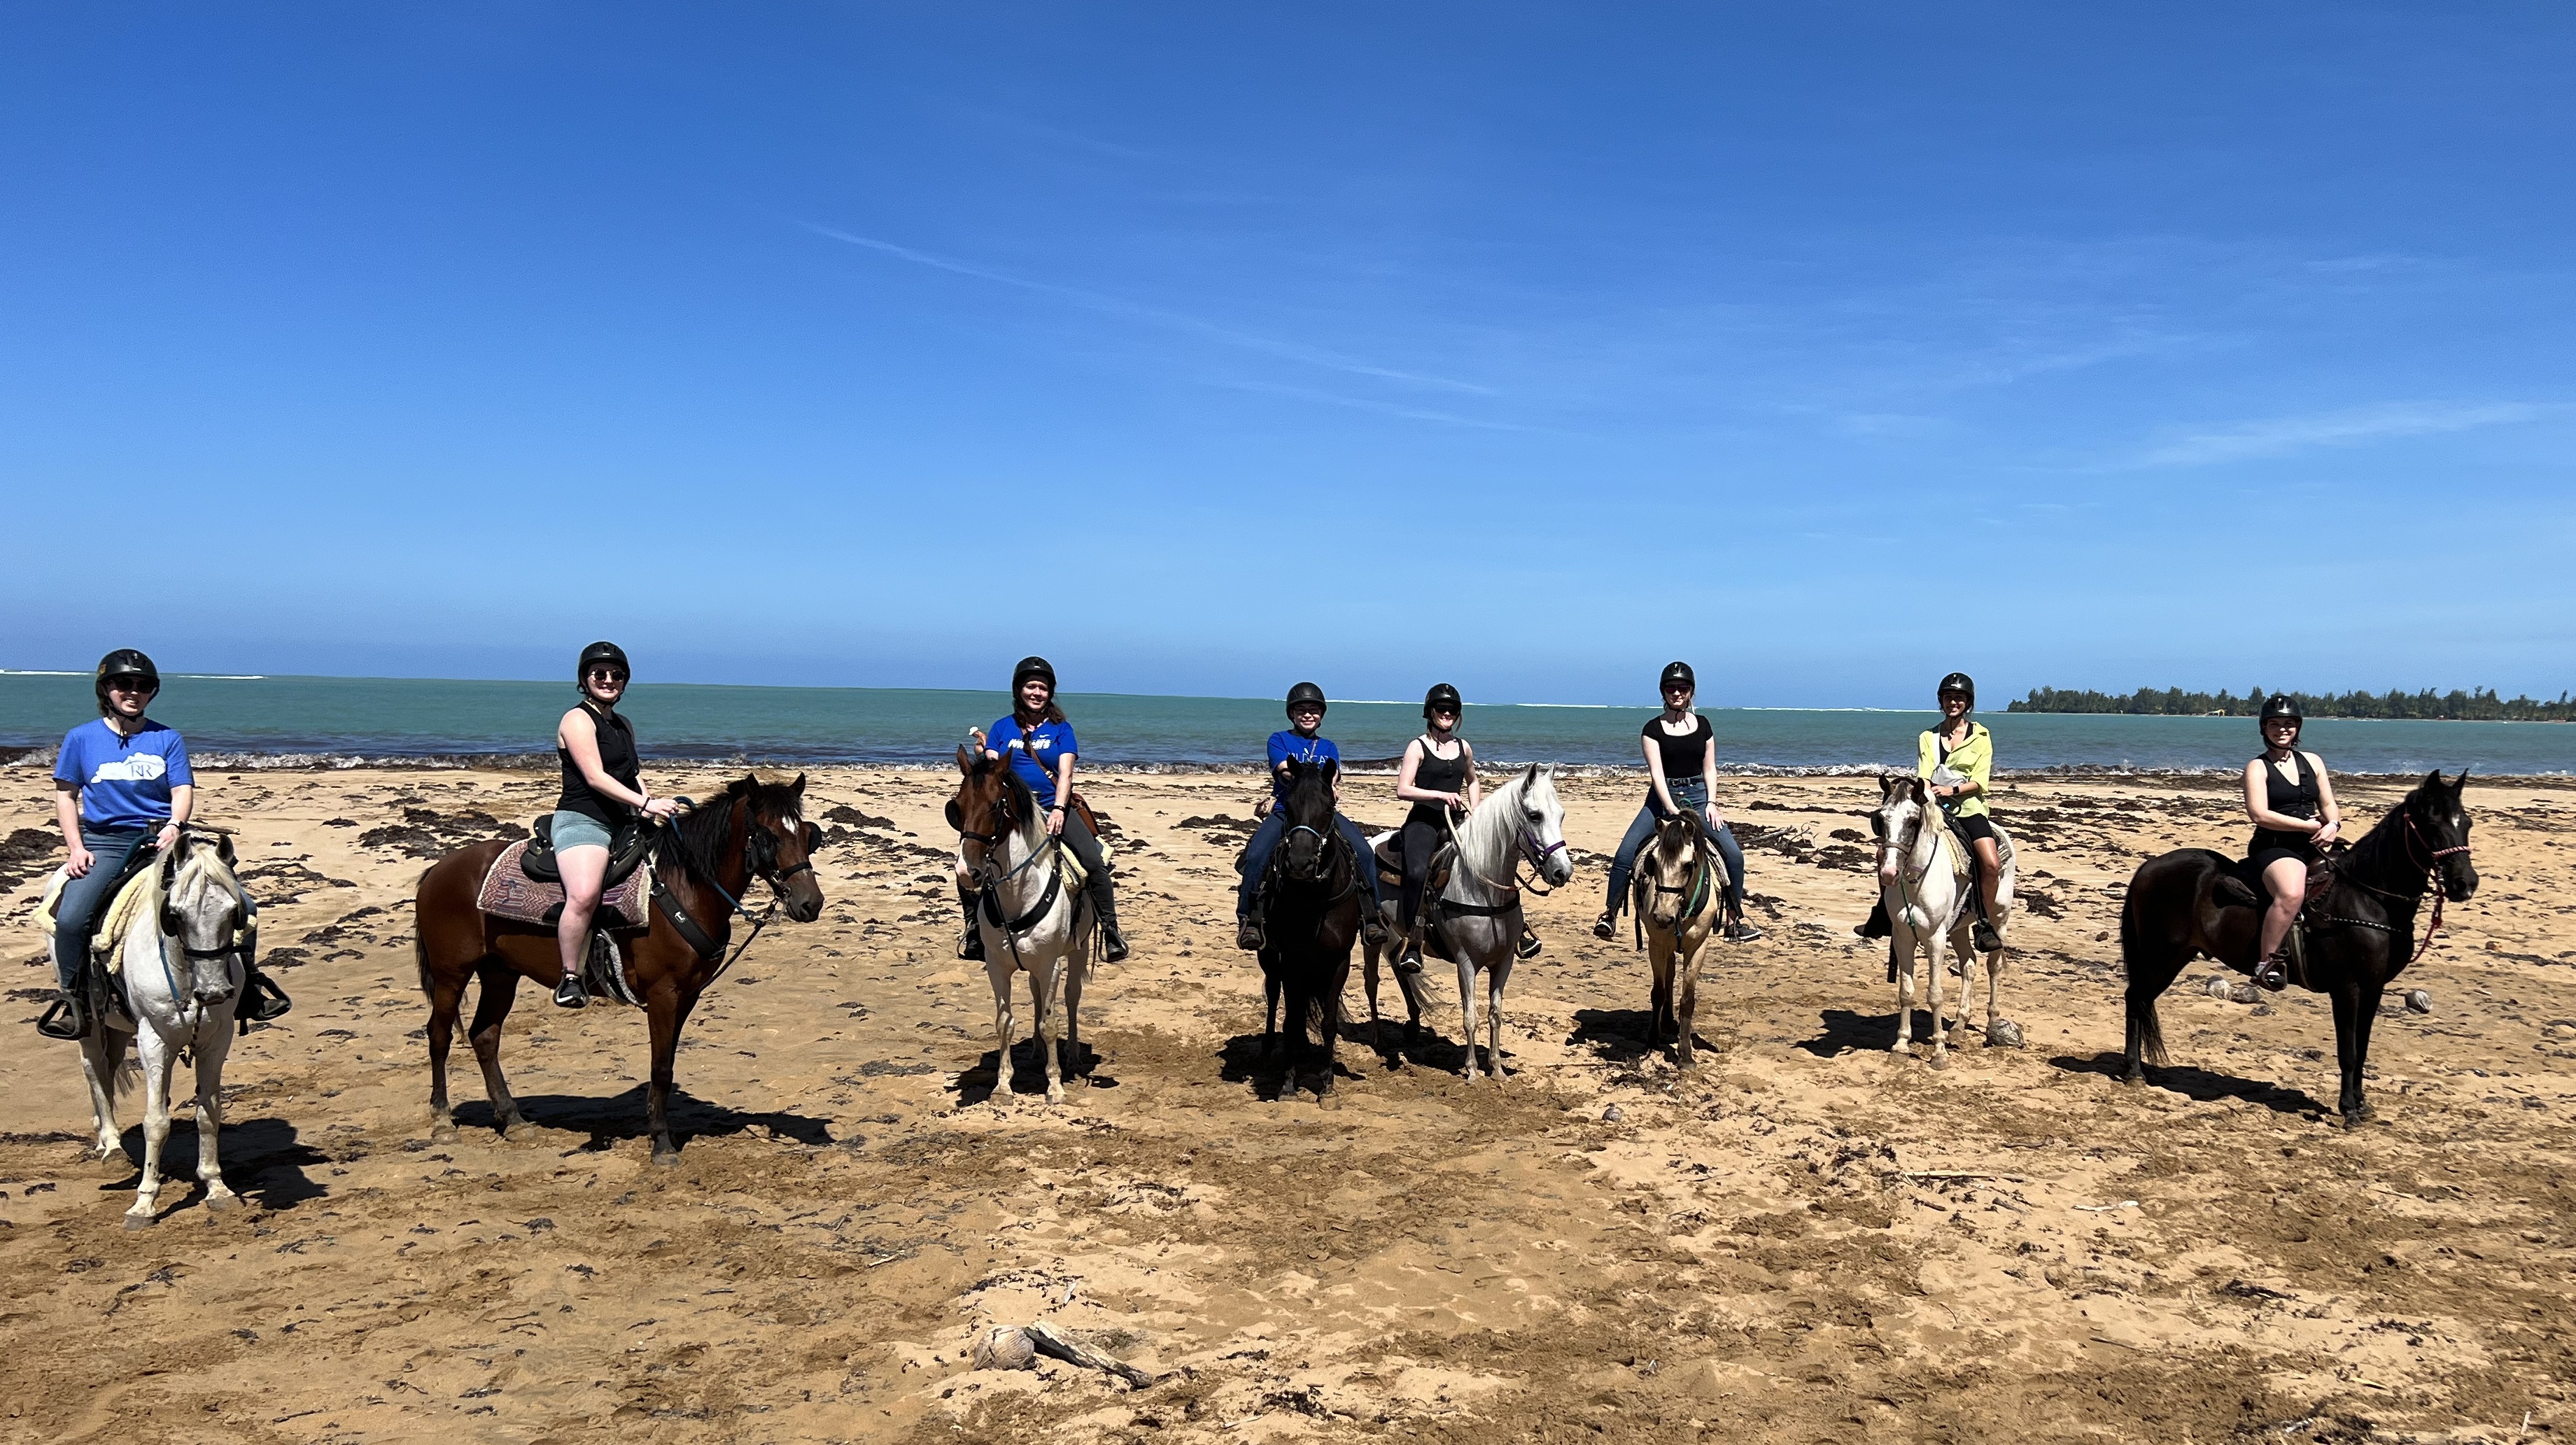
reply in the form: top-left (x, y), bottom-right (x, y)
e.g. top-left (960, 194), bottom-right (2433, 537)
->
top-left (36, 833), bottom-right (197, 971)
top-left (518, 814), bottom-right (652, 887)
top-left (477, 826), bottom-right (652, 931)
top-left (1370, 831), bottom-right (1451, 897)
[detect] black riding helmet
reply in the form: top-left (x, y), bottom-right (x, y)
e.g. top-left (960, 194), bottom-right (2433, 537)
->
top-left (577, 641), bottom-right (630, 685)
top-left (2260, 693), bottom-right (2303, 736)
top-left (1013, 656), bottom-right (1057, 693)
top-left (1659, 661), bottom-right (1694, 693)
top-left (1423, 682), bottom-right (1463, 721)
top-left (94, 649), bottom-right (160, 716)
top-left (1285, 681), bottom-right (1328, 717)
top-left (1937, 671), bottom-right (1976, 707)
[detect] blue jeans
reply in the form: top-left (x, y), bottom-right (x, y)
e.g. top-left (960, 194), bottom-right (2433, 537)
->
top-left (1605, 781), bottom-right (1744, 917)
top-left (1237, 809), bottom-right (1382, 916)
top-left (52, 827), bottom-right (148, 992)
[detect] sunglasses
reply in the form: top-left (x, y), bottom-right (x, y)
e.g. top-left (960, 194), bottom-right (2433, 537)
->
top-left (105, 679), bottom-right (155, 693)
top-left (587, 668), bottom-right (629, 683)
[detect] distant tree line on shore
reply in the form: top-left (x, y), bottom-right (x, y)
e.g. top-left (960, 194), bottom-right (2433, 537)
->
top-left (2006, 686), bottom-right (2576, 721)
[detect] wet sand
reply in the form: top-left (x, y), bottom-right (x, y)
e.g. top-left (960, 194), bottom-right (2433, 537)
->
top-left (1, 764), bottom-right (2570, 1444)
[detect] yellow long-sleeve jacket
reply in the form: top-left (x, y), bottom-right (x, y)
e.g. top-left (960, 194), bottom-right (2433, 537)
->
top-left (1917, 721), bottom-right (1992, 820)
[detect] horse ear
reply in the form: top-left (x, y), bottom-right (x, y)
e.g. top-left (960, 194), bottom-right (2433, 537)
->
top-left (1284, 756), bottom-right (1302, 781)
top-left (1522, 761), bottom-right (1540, 788)
top-left (791, 772), bottom-right (807, 795)
top-left (2451, 768), bottom-right (2470, 792)
top-left (2422, 768), bottom-right (2443, 793)
top-left (1323, 756), bottom-right (1339, 783)
top-left (956, 745), bottom-right (975, 776)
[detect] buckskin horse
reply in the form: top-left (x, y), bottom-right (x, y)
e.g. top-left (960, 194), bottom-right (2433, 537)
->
top-left (413, 773), bottom-right (824, 1162)
top-left (1252, 757), bottom-right (1364, 1101)
top-left (948, 745), bottom-right (1094, 1106)
top-left (1631, 812), bottom-right (1722, 1071)
top-left (2119, 769), bottom-right (2476, 1122)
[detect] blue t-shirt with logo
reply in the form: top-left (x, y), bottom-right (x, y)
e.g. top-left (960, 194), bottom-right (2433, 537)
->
top-left (1266, 729), bottom-right (1342, 810)
top-left (55, 718), bottom-right (195, 831)
top-left (987, 715), bottom-right (1077, 804)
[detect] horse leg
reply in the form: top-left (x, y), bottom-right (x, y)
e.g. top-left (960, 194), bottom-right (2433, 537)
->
top-left (78, 1030), bottom-right (125, 1165)
top-left (192, 1020), bottom-right (240, 1213)
top-left (1033, 953), bottom-right (1065, 1106)
top-left (644, 986), bottom-right (697, 1164)
top-left (425, 965), bottom-right (468, 1142)
top-left (1061, 951), bottom-right (1087, 1085)
top-left (1647, 933), bottom-right (1673, 1054)
top-left (1890, 929), bottom-right (1917, 1056)
top-left (2329, 981), bottom-right (2380, 1123)
top-left (1456, 952), bottom-right (1481, 1082)
top-left (1263, 968), bottom-right (1282, 1060)
top-left (1674, 938), bottom-right (1701, 1073)
top-left (125, 1029), bottom-right (175, 1228)
top-left (987, 953), bottom-right (1019, 1104)
top-left (2120, 899), bottom-right (2187, 1085)
top-left (1924, 924), bottom-right (1951, 1068)
top-left (1317, 959), bottom-right (1346, 1099)
top-left (467, 961), bottom-right (528, 1137)
top-left (1363, 942), bottom-right (1386, 1061)
top-left (2344, 981), bottom-right (2386, 1122)
top-left (1487, 954), bottom-right (1514, 1083)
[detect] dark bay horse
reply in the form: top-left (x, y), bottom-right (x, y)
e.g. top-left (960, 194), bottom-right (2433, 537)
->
top-left (414, 773), bottom-right (824, 1162)
top-left (2120, 769), bottom-right (2475, 1122)
top-left (1253, 758), bottom-right (1363, 1100)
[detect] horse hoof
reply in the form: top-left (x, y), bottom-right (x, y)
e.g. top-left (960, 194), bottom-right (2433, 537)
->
top-left (1889, 1042), bottom-right (1912, 1057)
top-left (652, 1149), bottom-right (681, 1167)
top-left (1927, 1052), bottom-right (1949, 1071)
top-left (430, 1123), bottom-right (458, 1144)
top-left (122, 1211), bottom-right (155, 1230)
top-left (499, 1119), bottom-right (534, 1143)
top-left (204, 1192), bottom-right (241, 1215)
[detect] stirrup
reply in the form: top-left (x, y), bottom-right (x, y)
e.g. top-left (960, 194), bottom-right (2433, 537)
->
top-left (2253, 952), bottom-right (2289, 992)
top-left (1971, 919), bottom-right (2001, 953)
top-left (1516, 930), bottom-right (1542, 961)
top-left (553, 972), bottom-right (589, 1009)
top-left (1395, 931), bottom-right (1425, 975)
top-left (1236, 917), bottom-right (1265, 953)
top-left (35, 994), bottom-right (87, 1041)
top-left (241, 969), bottom-right (293, 1024)
top-left (1360, 908), bottom-right (1388, 946)
top-left (1592, 910), bottom-right (1617, 940)
top-left (1100, 922), bottom-right (1130, 964)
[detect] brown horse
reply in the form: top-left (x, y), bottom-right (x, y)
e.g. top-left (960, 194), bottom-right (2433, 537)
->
top-left (413, 773), bottom-right (824, 1162)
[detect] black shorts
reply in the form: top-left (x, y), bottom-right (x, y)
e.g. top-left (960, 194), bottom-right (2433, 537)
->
top-left (1944, 810), bottom-right (1995, 845)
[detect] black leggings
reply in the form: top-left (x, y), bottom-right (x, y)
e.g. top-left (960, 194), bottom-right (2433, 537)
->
top-left (1398, 811), bottom-right (1447, 929)
top-left (1060, 811), bottom-right (1116, 928)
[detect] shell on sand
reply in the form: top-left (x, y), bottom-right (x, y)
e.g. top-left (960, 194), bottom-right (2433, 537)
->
top-left (973, 1326), bottom-right (1037, 1372)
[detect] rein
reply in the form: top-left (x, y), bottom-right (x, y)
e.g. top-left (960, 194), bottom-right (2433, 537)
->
top-left (2314, 806), bottom-right (2472, 966)
top-left (957, 780), bottom-right (1083, 973)
top-left (654, 796), bottom-right (800, 975)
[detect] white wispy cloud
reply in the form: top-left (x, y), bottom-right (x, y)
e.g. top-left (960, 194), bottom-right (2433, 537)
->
top-left (2134, 400), bottom-right (2563, 467)
top-left (803, 225), bottom-right (1492, 396)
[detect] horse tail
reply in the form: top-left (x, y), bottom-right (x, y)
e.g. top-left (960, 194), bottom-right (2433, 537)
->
top-left (2120, 891), bottom-right (2168, 1068)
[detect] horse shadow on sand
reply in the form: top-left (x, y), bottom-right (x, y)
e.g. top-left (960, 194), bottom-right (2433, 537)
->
top-left (951, 1039), bottom-right (1114, 1107)
top-left (452, 1087), bottom-right (838, 1151)
top-left (1215, 1016), bottom-right (1474, 1100)
top-left (1568, 1006), bottom-right (1716, 1066)
top-left (92, 1115), bottom-right (330, 1218)
top-left (2047, 1050), bottom-right (2326, 1116)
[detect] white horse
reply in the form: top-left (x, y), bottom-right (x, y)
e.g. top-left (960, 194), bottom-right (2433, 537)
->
top-left (69, 833), bottom-right (254, 1227)
top-left (1868, 775), bottom-right (2016, 1066)
top-left (950, 747), bottom-right (1092, 1106)
top-left (1363, 763), bottom-right (1575, 1082)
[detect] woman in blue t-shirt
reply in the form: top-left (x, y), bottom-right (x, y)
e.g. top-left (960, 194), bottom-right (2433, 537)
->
top-left (40, 650), bottom-right (290, 1039)
top-left (963, 656), bottom-right (1127, 963)
top-left (1233, 682), bottom-right (1386, 952)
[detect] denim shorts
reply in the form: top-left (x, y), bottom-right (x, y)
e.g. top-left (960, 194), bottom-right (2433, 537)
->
top-left (549, 810), bottom-right (614, 852)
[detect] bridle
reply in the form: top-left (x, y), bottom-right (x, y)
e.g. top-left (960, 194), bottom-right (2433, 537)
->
top-left (2318, 797), bottom-right (2474, 967)
top-left (654, 795), bottom-right (813, 974)
top-left (1640, 821), bottom-right (1715, 938)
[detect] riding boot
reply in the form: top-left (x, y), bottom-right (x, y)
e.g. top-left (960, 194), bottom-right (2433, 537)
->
top-left (1593, 907), bottom-right (1619, 941)
top-left (1723, 915), bottom-right (1765, 944)
top-left (553, 969), bottom-right (589, 1009)
top-left (239, 965), bottom-right (293, 1024)
top-left (1359, 903), bottom-right (1388, 948)
top-left (1856, 898), bottom-right (1892, 938)
top-left (1092, 880), bottom-right (1129, 963)
top-left (957, 893), bottom-right (985, 961)
top-left (1971, 918), bottom-right (2001, 953)
top-left (1516, 928), bottom-right (1542, 960)
top-left (1236, 913), bottom-right (1265, 952)
top-left (1396, 922), bottom-right (1426, 975)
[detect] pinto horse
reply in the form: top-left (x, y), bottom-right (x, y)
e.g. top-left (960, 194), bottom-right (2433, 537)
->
top-left (413, 773), bottom-right (824, 1162)
top-left (1253, 758), bottom-right (1364, 1100)
top-left (949, 745), bottom-right (1094, 1105)
top-left (2120, 769), bottom-right (2476, 1122)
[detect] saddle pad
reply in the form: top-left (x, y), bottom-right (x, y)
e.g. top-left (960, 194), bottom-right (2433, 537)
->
top-left (477, 840), bottom-right (649, 931)
top-left (36, 866), bottom-right (164, 975)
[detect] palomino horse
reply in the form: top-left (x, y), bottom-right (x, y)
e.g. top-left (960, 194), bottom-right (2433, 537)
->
top-left (70, 830), bottom-right (255, 1227)
top-left (1868, 775), bottom-right (2018, 1067)
top-left (949, 745), bottom-right (1092, 1105)
top-left (1361, 763), bottom-right (1574, 1082)
top-left (1253, 757), bottom-right (1365, 1101)
top-left (2122, 769), bottom-right (2475, 1123)
top-left (413, 774), bottom-right (824, 1163)
top-left (1632, 812), bottom-right (1723, 1071)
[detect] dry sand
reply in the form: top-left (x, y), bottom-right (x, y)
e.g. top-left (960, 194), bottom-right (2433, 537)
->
top-left (0, 764), bottom-right (2570, 1444)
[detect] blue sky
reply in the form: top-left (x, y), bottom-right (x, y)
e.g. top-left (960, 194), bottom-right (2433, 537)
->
top-left (3, 3), bottom-right (2570, 706)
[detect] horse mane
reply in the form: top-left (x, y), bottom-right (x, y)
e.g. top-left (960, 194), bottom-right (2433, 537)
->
top-left (659, 775), bottom-right (805, 889)
top-left (997, 766), bottom-right (1045, 852)
top-left (2333, 775), bottom-right (2430, 893)
top-left (1455, 765), bottom-right (1535, 879)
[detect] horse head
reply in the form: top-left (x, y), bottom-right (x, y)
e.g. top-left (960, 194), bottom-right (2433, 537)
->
top-left (737, 772), bottom-right (826, 924)
top-left (1515, 763), bottom-right (1575, 887)
top-left (1871, 774), bottom-right (1929, 883)
top-left (2407, 768), bottom-right (2478, 903)
top-left (161, 835), bottom-right (249, 1008)
top-left (1278, 756), bottom-right (1341, 883)
top-left (1641, 813), bottom-right (1701, 931)
top-left (948, 744), bottom-right (1034, 877)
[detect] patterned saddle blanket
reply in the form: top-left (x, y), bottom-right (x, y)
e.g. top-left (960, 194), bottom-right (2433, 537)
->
top-left (477, 840), bottom-right (651, 930)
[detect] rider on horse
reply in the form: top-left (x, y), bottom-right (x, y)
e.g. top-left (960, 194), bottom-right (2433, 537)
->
top-left (1856, 671), bottom-right (2005, 951)
top-left (550, 641), bottom-right (681, 1008)
top-left (38, 650), bottom-right (290, 1040)
top-left (1393, 683), bottom-right (1480, 971)
top-left (966, 656), bottom-right (1129, 964)
top-left (1234, 681), bottom-right (1388, 953)
top-left (1594, 661), bottom-right (1761, 945)
top-left (2246, 693), bottom-right (2342, 991)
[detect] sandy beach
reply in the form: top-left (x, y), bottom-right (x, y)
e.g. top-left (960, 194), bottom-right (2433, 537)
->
top-left (1, 763), bottom-right (2570, 1444)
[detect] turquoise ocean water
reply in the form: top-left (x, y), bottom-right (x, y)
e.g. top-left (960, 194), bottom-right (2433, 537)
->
top-left (3, 672), bottom-right (2568, 776)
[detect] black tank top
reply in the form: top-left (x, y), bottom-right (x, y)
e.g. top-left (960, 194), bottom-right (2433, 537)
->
top-left (2251, 751), bottom-right (2320, 852)
top-left (557, 704), bottom-right (641, 827)
top-left (1645, 714), bottom-right (1710, 782)
top-left (1409, 736), bottom-right (1468, 822)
